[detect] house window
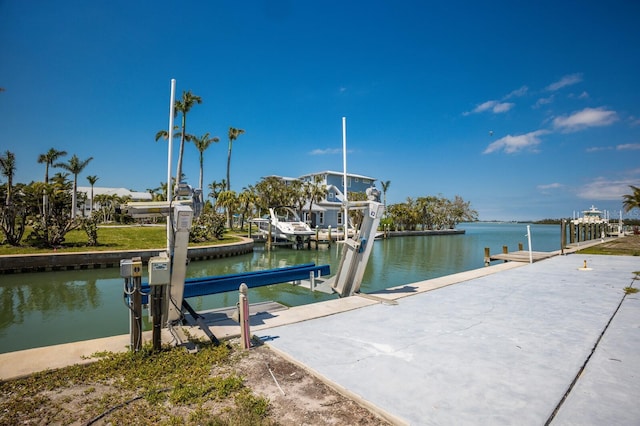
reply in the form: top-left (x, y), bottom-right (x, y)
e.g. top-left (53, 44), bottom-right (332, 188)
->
top-left (319, 212), bottom-right (324, 225)
top-left (328, 191), bottom-right (334, 200)
top-left (337, 211), bottom-right (343, 225)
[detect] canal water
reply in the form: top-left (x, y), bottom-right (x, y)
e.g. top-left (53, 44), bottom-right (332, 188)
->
top-left (0, 222), bottom-right (562, 354)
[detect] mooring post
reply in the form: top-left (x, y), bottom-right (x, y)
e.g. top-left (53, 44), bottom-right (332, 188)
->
top-left (131, 257), bottom-right (143, 352)
top-left (484, 247), bottom-right (490, 266)
top-left (518, 242), bottom-right (523, 251)
top-left (239, 283), bottom-right (251, 350)
top-left (315, 227), bottom-right (319, 250)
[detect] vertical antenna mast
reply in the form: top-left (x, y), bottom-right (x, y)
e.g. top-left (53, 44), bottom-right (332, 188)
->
top-left (167, 79), bottom-right (176, 254)
top-left (342, 117), bottom-right (348, 242)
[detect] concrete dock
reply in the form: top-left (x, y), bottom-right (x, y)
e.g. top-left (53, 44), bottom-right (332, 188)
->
top-left (1, 252), bottom-right (639, 425)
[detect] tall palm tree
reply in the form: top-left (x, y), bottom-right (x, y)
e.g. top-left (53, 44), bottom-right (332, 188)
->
top-left (381, 180), bottom-right (391, 214)
top-left (174, 90), bottom-right (202, 184)
top-left (226, 127), bottom-right (245, 191)
top-left (623, 185), bottom-right (640, 213)
top-left (0, 150), bottom-right (16, 206)
top-left (37, 148), bottom-right (67, 217)
top-left (305, 175), bottom-right (328, 227)
top-left (86, 175), bottom-right (99, 215)
top-left (217, 190), bottom-right (237, 229)
top-left (56, 154), bottom-right (93, 218)
top-left (192, 132), bottom-right (219, 192)
top-left (154, 125), bottom-right (181, 144)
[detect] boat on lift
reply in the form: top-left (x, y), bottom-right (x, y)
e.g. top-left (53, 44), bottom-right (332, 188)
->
top-left (571, 205), bottom-right (608, 225)
top-left (251, 206), bottom-right (315, 247)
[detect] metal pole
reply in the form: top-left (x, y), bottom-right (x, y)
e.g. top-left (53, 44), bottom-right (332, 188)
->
top-left (342, 117), bottom-right (348, 242)
top-left (527, 225), bottom-right (533, 264)
top-left (167, 79), bottom-right (176, 256)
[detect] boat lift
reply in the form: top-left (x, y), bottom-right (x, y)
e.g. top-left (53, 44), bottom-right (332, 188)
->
top-left (119, 184), bottom-right (383, 351)
top-left (321, 188), bottom-right (385, 297)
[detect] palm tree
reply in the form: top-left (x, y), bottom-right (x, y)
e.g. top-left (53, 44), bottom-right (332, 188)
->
top-left (217, 190), bottom-right (237, 229)
top-left (237, 187), bottom-right (257, 230)
top-left (56, 154), bottom-right (93, 219)
top-left (192, 132), bottom-right (219, 192)
top-left (154, 125), bottom-right (181, 144)
top-left (226, 127), bottom-right (245, 191)
top-left (381, 180), bottom-right (391, 215)
top-left (305, 175), bottom-right (328, 227)
top-left (0, 150), bottom-right (16, 206)
top-left (86, 175), bottom-right (99, 215)
top-left (37, 148), bottom-right (67, 217)
top-left (174, 90), bottom-right (202, 183)
top-left (623, 185), bottom-right (640, 213)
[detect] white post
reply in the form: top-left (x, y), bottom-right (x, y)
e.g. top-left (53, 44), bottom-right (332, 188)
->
top-left (342, 116), bottom-right (348, 242)
top-left (527, 225), bottom-right (533, 264)
top-left (167, 79), bottom-right (176, 255)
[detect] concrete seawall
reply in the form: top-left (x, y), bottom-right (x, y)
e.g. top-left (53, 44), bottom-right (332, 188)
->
top-left (0, 238), bottom-right (254, 274)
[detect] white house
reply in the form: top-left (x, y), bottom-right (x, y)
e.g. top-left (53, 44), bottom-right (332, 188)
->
top-left (76, 186), bottom-right (152, 215)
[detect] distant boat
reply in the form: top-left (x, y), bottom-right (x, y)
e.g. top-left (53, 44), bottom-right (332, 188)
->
top-left (571, 205), bottom-right (608, 225)
top-left (251, 207), bottom-right (315, 247)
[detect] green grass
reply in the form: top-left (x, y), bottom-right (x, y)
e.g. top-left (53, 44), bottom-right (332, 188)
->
top-left (0, 342), bottom-right (273, 425)
top-left (0, 226), bottom-right (244, 256)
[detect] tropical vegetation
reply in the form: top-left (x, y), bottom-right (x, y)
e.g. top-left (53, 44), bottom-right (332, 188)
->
top-left (1, 89), bottom-right (488, 252)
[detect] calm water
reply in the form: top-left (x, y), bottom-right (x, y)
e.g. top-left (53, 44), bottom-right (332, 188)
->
top-left (0, 222), bottom-right (562, 353)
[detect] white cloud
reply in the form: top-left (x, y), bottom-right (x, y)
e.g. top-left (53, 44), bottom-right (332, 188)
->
top-left (309, 148), bottom-right (342, 155)
top-left (552, 107), bottom-right (618, 132)
top-left (533, 95), bottom-right (554, 109)
top-left (466, 100), bottom-right (514, 115)
top-left (617, 143), bottom-right (640, 150)
top-left (483, 130), bottom-right (549, 154)
top-left (537, 183), bottom-right (563, 190)
top-left (546, 73), bottom-right (583, 91)
top-left (577, 177), bottom-right (635, 200)
top-left (586, 146), bottom-right (611, 153)
top-left (504, 86), bottom-right (528, 99)
top-left (537, 182), bottom-right (564, 194)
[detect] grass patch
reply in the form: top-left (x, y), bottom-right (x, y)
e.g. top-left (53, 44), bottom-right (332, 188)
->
top-left (0, 226), bottom-right (244, 256)
top-left (624, 286), bottom-right (639, 295)
top-left (576, 235), bottom-right (640, 256)
top-left (0, 342), bottom-right (272, 425)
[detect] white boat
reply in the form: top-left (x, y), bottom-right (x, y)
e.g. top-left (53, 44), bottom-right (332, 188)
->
top-left (251, 207), bottom-right (315, 246)
top-left (571, 205), bottom-right (608, 225)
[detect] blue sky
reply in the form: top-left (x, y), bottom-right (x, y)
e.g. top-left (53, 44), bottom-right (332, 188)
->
top-left (1, 1), bottom-right (639, 221)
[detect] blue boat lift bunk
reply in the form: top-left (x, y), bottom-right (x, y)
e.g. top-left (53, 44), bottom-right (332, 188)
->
top-left (139, 262), bottom-right (330, 300)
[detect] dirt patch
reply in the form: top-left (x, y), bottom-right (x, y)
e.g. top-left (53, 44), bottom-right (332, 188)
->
top-left (238, 344), bottom-right (391, 425)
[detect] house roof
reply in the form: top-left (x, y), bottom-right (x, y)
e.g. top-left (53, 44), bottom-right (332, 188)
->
top-left (299, 171), bottom-right (377, 181)
top-left (76, 186), bottom-right (152, 200)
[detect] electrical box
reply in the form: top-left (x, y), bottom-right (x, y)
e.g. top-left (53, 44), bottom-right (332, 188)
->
top-left (120, 259), bottom-right (142, 278)
top-left (148, 256), bottom-right (170, 285)
top-left (173, 204), bottom-right (193, 232)
top-left (120, 259), bottom-right (133, 277)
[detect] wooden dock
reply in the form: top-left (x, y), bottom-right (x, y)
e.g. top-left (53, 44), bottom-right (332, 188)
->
top-left (487, 250), bottom-right (556, 264)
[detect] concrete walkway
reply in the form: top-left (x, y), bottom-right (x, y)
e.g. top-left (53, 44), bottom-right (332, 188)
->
top-left (257, 254), bottom-right (640, 425)
top-left (2, 252), bottom-right (639, 426)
